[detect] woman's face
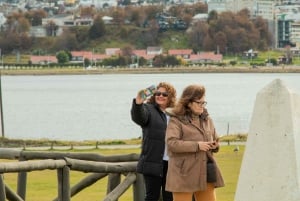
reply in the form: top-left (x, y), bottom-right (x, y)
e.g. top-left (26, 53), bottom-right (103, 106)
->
top-left (188, 96), bottom-right (207, 115)
top-left (154, 87), bottom-right (169, 110)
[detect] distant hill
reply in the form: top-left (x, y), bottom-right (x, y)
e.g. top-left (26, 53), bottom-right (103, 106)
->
top-left (30, 25), bottom-right (190, 55)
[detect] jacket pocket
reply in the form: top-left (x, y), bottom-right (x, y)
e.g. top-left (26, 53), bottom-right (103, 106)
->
top-left (176, 156), bottom-right (198, 176)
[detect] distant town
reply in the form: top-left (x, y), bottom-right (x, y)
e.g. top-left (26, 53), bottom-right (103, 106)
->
top-left (1, 0), bottom-right (300, 68)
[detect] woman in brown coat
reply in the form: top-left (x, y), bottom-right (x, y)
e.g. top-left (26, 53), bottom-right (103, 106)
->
top-left (165, 84), bottom-right (224, 201)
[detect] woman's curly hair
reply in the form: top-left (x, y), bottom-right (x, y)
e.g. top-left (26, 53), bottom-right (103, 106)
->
top-left (148, 82), bottom-right (177, 107)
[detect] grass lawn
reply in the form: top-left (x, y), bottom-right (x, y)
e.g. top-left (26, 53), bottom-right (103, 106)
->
top-left (1, 145), bottom-right (244, 201)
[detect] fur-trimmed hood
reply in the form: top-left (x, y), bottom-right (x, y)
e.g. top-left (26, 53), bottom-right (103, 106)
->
top-left (165, 107), bottom-right (209, 123)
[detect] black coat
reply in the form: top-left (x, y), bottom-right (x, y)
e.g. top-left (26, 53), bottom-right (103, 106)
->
top-left (131, 99), bottom-right (167, 177)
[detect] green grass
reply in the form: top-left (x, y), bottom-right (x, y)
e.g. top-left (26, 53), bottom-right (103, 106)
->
top-left (1, 145), bottom-right (243, 201)
top-left (215, 145), bottom-right (244, 201)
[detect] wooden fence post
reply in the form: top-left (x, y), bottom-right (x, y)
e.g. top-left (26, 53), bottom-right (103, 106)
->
top-left (107, 173), bottom-right (121, 201)
top-left (57, 166), bottom-right (70, 201)
top-left (1, 151), bottom-right (142, 200)
top-left (17, 157), bottom-right (27, 200)
top-left (103, 173), bottom-right (136, 201)
top-left (0, 174), bottom-right (5, 201)
top-left (133, 173), bottom-right (145, 201)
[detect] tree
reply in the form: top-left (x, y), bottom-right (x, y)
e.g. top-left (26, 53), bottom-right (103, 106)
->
top-left (214, 31), bottom-right (227, 54)
top-left (207, 10), bottom-right (218, 24)
top-left (122, 45), bottom-right (134, 57)
top-left (112, 8), bottom-right (125, 25)
top-left (6, 13), bottom-right (30, 33)
top-left (80, 7), bottom-right (96, 18)
top-left (53, 29), bottom-right (79, 51)
top-left (254, 16), bottom-right (273, 49)
top-left (152, 55), bottom-right (164, 67)
top-left (89, 15), bottom-right (106, 39)
top-left (187, 21), bottom-right (209, 52)
top-left (84, 58), bottom-right (91, 67)
top-left (141, 19), bottom-right (159, 46)
top-left (230, 28), bottom-right (249, 53)
top-left (203, 34), bottom-right (214, 51)
top-left (68, 26), bottom-right (89, 49)
top-left (45, 21), bottom-right (58, 36)
top-left (24, 9), bottom-right (47, 26)
top-left (56, 51), bottom-right (69, 64)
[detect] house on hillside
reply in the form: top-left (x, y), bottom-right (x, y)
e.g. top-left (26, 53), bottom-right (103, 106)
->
top-left (147, 46), bottom-right (163, 55)
top-left (105, 48), bottom-right (121, 56)
top-left (192, 13), bottom-right (208, 23)
top-left (30, 55), bottom-right (57, 64)
top-left (243, 49), bottom-right (258, 59)
top-left (132, 49), bottom-right (156, 60)
top-left (71, 51), bottom-right (109, 63)
top-left (189, 52), bottom-right (223, 63)
top-left (168, 49), bottom-right (193, 59)
top-left (132, 49), bottom-right (156, 67)
top-left (71, 51), bottom-right (91, 63)
top-left (102, 16), bottom-right (113, 24)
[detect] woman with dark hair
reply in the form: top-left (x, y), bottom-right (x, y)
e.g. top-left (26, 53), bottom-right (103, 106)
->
top-left (131, 82), bottom-right (177, 201)
top-left (165, 84), bottom-right (224, 201)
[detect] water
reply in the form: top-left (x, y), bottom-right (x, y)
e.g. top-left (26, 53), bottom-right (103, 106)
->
top-left (2, 73), bottom-right (300, 141)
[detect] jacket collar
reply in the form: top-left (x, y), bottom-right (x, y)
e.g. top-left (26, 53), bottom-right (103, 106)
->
top-left (166, 107), bottom-right (209, 123)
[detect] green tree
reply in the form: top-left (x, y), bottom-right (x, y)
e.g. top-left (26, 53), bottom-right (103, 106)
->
top-left (56, 51), bottom-right (69, 64)
top-left (207, 10), bottom-right (218, 24)
top-left (84, 58), bottom-right (91, 67)
top-left (89, 15), bottom-right (106, 39)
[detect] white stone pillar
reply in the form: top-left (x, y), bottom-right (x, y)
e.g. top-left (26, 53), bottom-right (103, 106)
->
top-left (234, 78), bottom-right (300, 201)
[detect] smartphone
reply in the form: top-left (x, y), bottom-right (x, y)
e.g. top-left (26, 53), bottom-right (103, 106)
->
top-left (140, 85), bottom-right (156, 99)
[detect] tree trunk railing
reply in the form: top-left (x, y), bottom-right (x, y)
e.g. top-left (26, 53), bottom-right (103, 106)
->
top-left (0, 148), bottom-right (144, 201)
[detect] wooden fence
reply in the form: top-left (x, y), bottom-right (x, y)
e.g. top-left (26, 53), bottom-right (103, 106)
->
top-left (0, 148), bottom-right (144, 201)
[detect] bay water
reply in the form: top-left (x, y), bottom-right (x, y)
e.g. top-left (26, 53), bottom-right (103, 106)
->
top-left (2, 73), bottom-right (300, 141)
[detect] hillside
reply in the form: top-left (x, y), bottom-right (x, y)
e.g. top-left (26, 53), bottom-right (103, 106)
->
top-left (31, 26), bottom-right (190, 55)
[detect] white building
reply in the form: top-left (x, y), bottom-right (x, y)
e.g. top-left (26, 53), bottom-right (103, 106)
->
top-left (0, 12), bottom-right (6, 27)
top-left (253, 0), bottom-right (277, 20)
top-left (290, 20), bottom-right (300, 47)
top-left (208, 0), bottom-right (234, 13)
top-left (79, 0), bottom-right (117, 8)
top-left (208, 0), bottom-right (280, 20)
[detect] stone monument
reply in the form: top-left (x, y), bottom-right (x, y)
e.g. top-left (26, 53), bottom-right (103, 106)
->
top-left (234, 79), bottom-right (300, 201)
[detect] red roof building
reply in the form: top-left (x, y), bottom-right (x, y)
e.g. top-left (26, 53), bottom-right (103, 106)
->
top-left (30, 55), bottom-right (57, 64)
top-left (168, 49), bottom-right (193, 59)
top-left (189, 52), bottom-right (223, 63)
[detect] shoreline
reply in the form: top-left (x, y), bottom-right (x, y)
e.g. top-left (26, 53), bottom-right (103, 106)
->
top-left (1, 66), bottom-right (300, 75)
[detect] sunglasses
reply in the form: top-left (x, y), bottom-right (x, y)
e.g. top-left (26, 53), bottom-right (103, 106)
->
top-left (154, 92), bottom-right (169, 97)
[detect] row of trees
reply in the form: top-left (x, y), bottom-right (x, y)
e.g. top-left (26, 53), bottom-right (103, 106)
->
top-left (55, 50), bottom-right (181, 67)
top-left (0, 3), bottom-right (272, 56)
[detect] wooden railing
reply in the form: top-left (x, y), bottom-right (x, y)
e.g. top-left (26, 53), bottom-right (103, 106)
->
top-left (0, 148), bottom-right (144, 201)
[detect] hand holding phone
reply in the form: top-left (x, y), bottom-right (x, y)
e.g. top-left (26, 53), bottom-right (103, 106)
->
top-left (210, 138), bottom-right (219, 150)
top-left (139, 85), bottom-right (156, 99)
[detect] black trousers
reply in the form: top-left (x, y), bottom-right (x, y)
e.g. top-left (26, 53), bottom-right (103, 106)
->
top-left (143, 160), bottom-right (173, 201)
